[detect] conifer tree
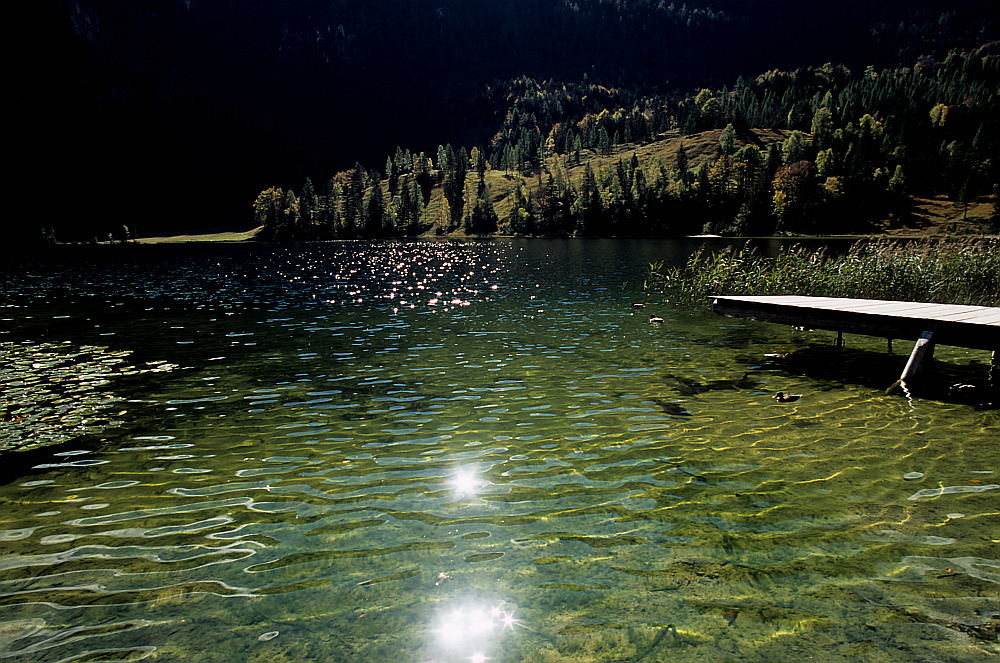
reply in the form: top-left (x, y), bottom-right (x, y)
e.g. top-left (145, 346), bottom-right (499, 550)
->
top-left (437, 145), bottom-right (451, 174)
top-left (280, 189), bottom-right (298, 240)
top-left (340, 182), bottom-right (357, 238)
top-left (254, 187), bottom-right (283, 239)
top-left (299, 178), bottom-right (317, 236)
top-left (811, 107), bottom-right (834, 149)
top-left (598, 127), bottom-right (611, 156)
top-left (675, 144), bottom-right (691, 184)
top-left (719, 123), bottom-right (737, 156)
top-left (415, 153), bottom-right (433, 205)
top-left (466, 186), bottom-right (499, 235)
top-left (364, 183), bottom-right (385, 237)
top-left (443, 148), bottom-right (468, 231)
top-left (577, 162), bottom-right (602, 236)
top-left (409, 179), bottom-right (424, 234)
top-left (471, 147), bottom-right (486, 192)
top-left (387, 156), bottom-right (399, 194)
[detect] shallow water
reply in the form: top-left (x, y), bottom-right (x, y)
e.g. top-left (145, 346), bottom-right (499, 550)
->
top-left (1, 239), bottom-right (997, 662)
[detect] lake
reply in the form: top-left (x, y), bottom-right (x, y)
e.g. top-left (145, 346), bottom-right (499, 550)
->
top-left (1, 239), bottom-right (997, 662)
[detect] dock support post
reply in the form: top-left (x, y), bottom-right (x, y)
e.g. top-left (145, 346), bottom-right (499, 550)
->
top-left (900, 331), bottom-right (935, 384)
top-left (836, 330), bottom-right (843, 351)
top-left (990, 351), bottom-right (998, 392)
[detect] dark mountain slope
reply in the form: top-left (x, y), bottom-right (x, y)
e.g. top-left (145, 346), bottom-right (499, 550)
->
top-left (12, 1), bottom-right (996, 242)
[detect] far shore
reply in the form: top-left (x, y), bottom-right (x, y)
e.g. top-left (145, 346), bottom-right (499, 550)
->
top-left (129, 195), bottom-right (996, 245)
top-left (135, 227), bottom-right (264, 244)
top-left (133, 229), bottom-right (998, 245)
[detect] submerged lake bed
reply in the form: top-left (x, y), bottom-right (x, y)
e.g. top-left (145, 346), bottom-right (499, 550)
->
top-left (1, 240), bottom-right (997, 662)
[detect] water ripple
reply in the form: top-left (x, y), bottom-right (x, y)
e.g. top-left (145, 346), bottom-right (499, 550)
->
top-left (1, 240), bottom-right (997, 662)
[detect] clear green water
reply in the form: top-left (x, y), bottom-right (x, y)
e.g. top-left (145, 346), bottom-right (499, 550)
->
top-left (1, 240), bottom-right (997, 662)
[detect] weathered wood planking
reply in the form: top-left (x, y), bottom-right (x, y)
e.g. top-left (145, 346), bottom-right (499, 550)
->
top-left (711, 295), bottom-right (1000, 351)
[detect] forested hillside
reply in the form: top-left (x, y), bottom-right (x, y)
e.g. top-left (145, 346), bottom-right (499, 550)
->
top-left (15, 1), bottom-right (998, 243)
top-left (255, 44), bottom-right (999, 239)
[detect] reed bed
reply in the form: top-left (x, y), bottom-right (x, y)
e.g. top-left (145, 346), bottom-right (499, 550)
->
top-left (649, 237), bottom-right (1000, 308)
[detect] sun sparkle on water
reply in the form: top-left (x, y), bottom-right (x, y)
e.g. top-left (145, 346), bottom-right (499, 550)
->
top-left (2, 240), bottom-right (996, 662)
top-left (434, 600), bottom-right (520, 661)
top-left (451, 467), bottom-right (482, 496)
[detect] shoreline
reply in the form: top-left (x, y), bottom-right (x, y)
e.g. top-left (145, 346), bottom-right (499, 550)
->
top-left (131, 195), bottom-right (997, 245)
top-left (134, 226), bottom-right (264, 244)
top-left (130, 230), bottom-right (999, 245)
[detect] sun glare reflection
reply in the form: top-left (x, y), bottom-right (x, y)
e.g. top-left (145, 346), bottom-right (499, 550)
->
top-left (451, 468), bottom-right (482, 496)
top-left (434, 600), bottom-right (521, 661)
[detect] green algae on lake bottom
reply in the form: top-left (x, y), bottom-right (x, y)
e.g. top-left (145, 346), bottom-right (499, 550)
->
top-left (0, 341), bottom-right (177, 454)
top-left (0, 240), bottom-right (996, 662)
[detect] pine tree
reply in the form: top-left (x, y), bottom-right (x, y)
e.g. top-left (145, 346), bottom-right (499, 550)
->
top-left (509, 179), bottom-right (535, 235)
top-left (254, 187), bottom-right (283, 239)
top-left (719, 123), bottom-right (737, 156)
top-left (340, 182), bottom-right (357, 238)
top-left (781, 131), bottom-right (808, 164)
top-left (397, 186), bottom-right (411, 235)
top-left (675, 143), bottom-right (691, 184)
top-left (415, 153), bottom-right (433, 205)
top-left (471, 147), bottom-right (486, 192)
top-left (281, 189), bottom-right (298, 240)
top-left (409, 179), bottom-right (424, 234)
top-left (387, 156), bottom-right (399, 194)
top-left (299, 178), bottom-right (317, 236)
top-left (598, 127), bottom-right (611, 156)
top-left (577, 162), bottom-right (602, 236)
top-left (364, 183), bottom-right (385, 237)
top-left (888, 164), bottom-right (906, 196)
top-left (443, 148), bottom-right (468, 231)
top-left (437, 145), bottom-right (451, 173)
top-left (811, 107), bottom-right (834, 149)
top-left (466, 186), bottom-right (499, 235)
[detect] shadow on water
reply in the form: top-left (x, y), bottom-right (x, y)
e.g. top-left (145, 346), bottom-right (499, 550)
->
top-left (660, 372), bottom-right (760, 397)
top-left (735, 341), bottom-right (998, 409)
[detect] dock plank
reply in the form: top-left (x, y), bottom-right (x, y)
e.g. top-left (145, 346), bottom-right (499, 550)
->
top-left (711, 295), bottom-right (999, 351)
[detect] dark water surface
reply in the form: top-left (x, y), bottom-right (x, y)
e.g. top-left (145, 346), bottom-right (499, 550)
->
top-left (1, 240), bottom-right (997, 662)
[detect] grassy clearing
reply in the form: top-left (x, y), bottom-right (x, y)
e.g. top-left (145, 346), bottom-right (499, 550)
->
top-left (879, 195), bottom-right (999, 238)
top-left (649, 237), bottom-right (1000, 308)
top-left (423, 128), bottom-right (792, 235)
top-left (135, 226), bottom-right (263, 244)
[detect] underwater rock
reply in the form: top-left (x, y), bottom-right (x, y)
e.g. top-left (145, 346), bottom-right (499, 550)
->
top-left (651, 398), bottom-right (692, 418)
top-left (661, 372), bottom-right (758, 397)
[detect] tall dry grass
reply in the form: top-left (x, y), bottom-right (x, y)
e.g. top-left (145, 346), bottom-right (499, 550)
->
top-left (649, 237), bottom-right (1000, 307)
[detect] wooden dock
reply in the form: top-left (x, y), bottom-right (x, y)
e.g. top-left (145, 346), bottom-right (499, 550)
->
top-left (711, 296), bottom-right (999, 350)
top-left (711, 295), bottom-right (999, 386)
